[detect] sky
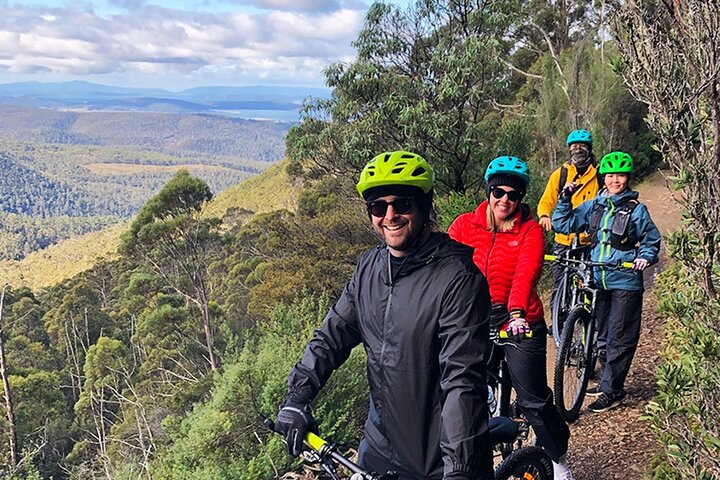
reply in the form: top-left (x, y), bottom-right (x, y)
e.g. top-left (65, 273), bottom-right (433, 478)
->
top-left (0, 0), bottom-right (407, 91)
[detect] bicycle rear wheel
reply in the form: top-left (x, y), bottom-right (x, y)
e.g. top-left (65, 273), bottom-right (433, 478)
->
top-left (553, 306), bottom-right (594, 423)
top-left (494, 446), bottom-right (553, 480)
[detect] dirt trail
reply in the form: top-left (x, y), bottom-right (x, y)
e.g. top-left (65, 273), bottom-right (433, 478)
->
top-left (552, 170), bottom-right (679, 479)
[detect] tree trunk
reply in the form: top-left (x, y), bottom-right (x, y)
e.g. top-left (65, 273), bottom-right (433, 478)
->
top-left (198, 284), bottom-right (217, 371)
top-left (0, 284), bottom-right (18, 467)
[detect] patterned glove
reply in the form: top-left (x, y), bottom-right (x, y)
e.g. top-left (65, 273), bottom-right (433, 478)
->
top-left (506, 311), bottom-right (530, 341)
top-left (275, 401), bottom-right (318, 456)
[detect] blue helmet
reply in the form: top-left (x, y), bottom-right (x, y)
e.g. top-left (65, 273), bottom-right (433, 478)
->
top-left (484, 156), bottom-right (530, 184)
top-left (566, 129), bottom-right (593, 146)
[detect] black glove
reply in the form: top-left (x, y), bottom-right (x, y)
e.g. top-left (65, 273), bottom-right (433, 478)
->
top-left (560, 182), bottom-right (576, 199)
top-left (275, 401), bottom-right (318, 456)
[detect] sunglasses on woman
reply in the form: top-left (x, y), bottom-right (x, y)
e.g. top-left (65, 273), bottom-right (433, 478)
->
top-left (491, 187), bottom-right (522, 202)
top-left (366, 197), bottom-right (415, 217)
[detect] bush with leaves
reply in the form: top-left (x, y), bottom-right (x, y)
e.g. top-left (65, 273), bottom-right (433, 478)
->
top-left (153, 291), bottom-right (369, 480)
top-left (648, 243), bottom-right (720, 479)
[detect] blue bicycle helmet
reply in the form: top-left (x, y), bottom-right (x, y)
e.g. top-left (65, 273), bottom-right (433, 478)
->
top-left (566, 129), bottom-right (593, 146)
top-left (484, 156), bottom-right (530, 184)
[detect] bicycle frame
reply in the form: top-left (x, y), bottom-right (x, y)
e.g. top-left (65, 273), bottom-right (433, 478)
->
top-left (487, 329), bottom-right (535, 457)
top-left (547, 255), bottom-right (634, 422)
top-left (546, 238), bottom-right (590, 346)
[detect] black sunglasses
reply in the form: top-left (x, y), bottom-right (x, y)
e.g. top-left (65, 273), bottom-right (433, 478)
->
top-left (491, 187), bottom-right (522, 202)
top-left (366, 197), bottom-right (415, 217)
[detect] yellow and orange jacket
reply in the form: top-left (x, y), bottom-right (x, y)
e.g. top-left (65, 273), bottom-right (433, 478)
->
top-left (537, 161), bottom-right (599, 246)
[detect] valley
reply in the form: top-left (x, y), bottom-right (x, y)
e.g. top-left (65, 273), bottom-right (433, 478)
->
top-left (0, 102), bottom-right (293, 260)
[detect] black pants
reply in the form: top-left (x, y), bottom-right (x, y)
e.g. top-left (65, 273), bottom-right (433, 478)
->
top-left (550, 243), bottom-right (591, 316)
top-left (491, 324), bottom-right (570, 462)
top-left (596, 289), bottom-right (644, 398)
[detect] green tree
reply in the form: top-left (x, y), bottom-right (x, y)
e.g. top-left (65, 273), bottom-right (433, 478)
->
top-left (153, 291), bottom-right (369, 480)
top-left (72, 337), bottom-right (132, 479)
top-left (615, 0), bottom-right (720, 298)
top-left (42, 280), bottom-right (113, 402)
top-left (288, 0), bottom-right (520, 194)
top-left (121, 169), bottom-right (223, 370)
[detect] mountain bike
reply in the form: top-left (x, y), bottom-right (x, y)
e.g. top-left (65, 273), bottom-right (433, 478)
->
top-left (547, 255), bottom-right (633, 422)
top-left (265, 411), bottom-right (553, 480)
top-left (547, 240), bottom-right (590, 348)
top-left (487, 328), bottom-right (536, 459)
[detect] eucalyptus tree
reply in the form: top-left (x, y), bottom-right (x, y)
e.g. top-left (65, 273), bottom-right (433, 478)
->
top-left (121, 169), bottom-right (223, 371)
top-left (288, 0), bottom-right (521, 194)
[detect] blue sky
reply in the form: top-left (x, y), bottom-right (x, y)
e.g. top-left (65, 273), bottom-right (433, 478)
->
top-left (0, 0), bottom-right (408, 90)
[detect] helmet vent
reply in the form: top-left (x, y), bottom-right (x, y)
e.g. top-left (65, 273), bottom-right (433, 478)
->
top-left (383, 153), bottom-right (391, 162)
top-left (412, 166), bottom-right (427, 177)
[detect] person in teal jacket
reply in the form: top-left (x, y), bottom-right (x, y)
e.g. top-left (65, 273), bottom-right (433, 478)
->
top-left (552, 151), bottom-right (661, 413)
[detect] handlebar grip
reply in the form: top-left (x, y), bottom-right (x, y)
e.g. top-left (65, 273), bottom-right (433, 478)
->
top-left (622, 262), bottom-right (634, 269)
top-left (499, 329), bottom-right (533, 339)
top-left (305, 431), bottom-right (327, 452)
top-left (544, 254), bottom-right (557, 262)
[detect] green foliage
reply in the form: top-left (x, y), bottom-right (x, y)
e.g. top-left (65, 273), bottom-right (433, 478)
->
top-left (434, 191), bottom-right (482, 231)
top-left (288, 0), bottom-right (519, 194)
top-left (153, 291), bottom-right (369, 480)
top-left (648, 259), bottom-right (720, 479)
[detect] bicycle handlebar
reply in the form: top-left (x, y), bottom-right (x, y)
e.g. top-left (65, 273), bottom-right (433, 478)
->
top-left (264, 418), bottom-right (397, 480)
top-left (544, 254), bottom-right (634, 270)
top-left (498, 329), bottom-right (533, 339)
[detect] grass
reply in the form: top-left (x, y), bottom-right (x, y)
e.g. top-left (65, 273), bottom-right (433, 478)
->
top-left (0, 223), bottom-right (126, 290)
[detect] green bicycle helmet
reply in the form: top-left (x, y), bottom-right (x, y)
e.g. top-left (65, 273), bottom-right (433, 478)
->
top-left (357, 151), bottom-right (434, 199)
top-left (484, 156), bottom-right (530, 184)
top-left (599, 151), bottom-right (633, 174)
top-left (566, 129), bottom-right (593, 147)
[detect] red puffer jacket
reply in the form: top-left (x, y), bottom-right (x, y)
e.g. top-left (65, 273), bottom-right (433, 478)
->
top-left (448, 201), bottom-right (545, 325)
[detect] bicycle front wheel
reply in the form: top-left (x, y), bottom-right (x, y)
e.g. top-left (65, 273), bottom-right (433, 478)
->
top-left (494, 446), bottom-right (553, 480)
top-left (553, 306), bottom-right (594, 423)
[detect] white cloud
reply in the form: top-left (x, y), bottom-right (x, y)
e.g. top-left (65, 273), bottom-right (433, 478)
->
top-left (0, 2), bottom-right (369, 87)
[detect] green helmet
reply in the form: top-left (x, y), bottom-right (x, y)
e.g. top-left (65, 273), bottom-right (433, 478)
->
top-left (357, 151), bottom-right (434, 199)
top-left (599, 151), bottom-right (633, 174)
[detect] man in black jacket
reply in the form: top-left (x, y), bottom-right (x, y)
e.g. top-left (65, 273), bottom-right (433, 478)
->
top-left (275, 151), bottom-right (493, 479)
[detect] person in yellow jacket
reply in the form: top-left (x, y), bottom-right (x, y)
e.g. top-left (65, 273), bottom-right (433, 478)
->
top-left (537, 129), bottom-right (600, 340)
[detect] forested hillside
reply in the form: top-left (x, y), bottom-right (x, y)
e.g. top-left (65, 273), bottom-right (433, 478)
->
top-left (0, 161), bottom-right (302, 290)
top-left (0, 107), bottom-right (290, 259)
top-left (1, 1), bottom-right (718, 480)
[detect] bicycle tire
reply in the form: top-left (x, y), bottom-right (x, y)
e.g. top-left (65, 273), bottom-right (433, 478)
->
top-left (553, 306), bottom-right (594, 423)
top-left (495, 362), bottom-right (516, 458)
top-left (493, 446), bottom-right (553, 480)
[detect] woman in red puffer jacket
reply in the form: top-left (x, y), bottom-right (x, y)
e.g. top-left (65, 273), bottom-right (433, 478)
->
top-left (449, 156), bottom-right (574, 480)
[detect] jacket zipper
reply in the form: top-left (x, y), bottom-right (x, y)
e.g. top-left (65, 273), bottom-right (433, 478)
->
top-left (599, 201), bottom-right (615, 289)
top-left (377, 252), bottom-right (395, 460)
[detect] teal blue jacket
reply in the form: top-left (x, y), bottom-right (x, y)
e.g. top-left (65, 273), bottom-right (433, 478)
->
top-left (552, 188), bottom-right (661, 291)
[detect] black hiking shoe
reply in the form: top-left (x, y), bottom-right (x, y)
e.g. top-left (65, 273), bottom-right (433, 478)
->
top-left (586, 385), bottom-right (602, 397)
top-left (588, 393), bottom-right (624, 413)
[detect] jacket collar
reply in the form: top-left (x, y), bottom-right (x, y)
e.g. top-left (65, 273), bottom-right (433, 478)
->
top-left (599, 188), bottom-right (639, 206)
top-left (379, 231), bottom-right (470, 278)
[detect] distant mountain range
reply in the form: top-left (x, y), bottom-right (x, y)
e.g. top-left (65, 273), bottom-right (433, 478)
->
top-left (0, 81), bottom-right (331, 119)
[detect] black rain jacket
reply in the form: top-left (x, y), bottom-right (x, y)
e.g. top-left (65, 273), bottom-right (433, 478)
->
top-left (287, 232), bottom-right (493, 479)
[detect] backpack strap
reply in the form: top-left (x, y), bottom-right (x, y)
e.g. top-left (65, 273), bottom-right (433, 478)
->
top-left (558, 165), bottom-right (568, 196)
